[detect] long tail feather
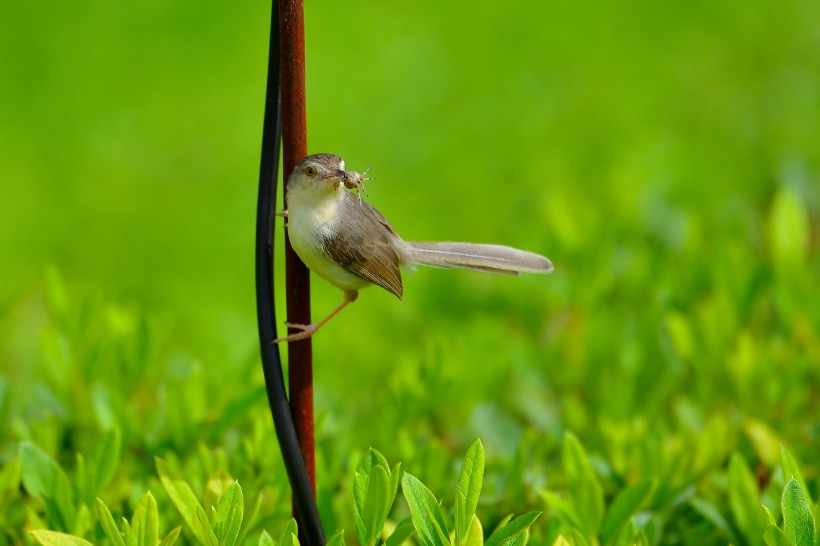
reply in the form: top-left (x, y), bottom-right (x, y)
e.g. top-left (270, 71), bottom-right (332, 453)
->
top-left (401, 242), bottom-right (553, 275)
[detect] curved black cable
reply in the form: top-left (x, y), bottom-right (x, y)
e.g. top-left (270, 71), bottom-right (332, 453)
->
top-left (254, 1), bottom-right (325, 544)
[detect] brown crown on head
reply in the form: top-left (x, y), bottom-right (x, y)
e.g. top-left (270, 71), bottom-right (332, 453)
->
top-left (300, 153), bottom-right (343, 170)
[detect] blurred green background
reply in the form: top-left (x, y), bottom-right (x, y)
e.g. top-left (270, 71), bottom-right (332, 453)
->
top-left (1, 0), bottom-right (819, 542)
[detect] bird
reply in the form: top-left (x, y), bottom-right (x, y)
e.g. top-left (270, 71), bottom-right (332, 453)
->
top-left (274, 153), bottom-right (554, 343)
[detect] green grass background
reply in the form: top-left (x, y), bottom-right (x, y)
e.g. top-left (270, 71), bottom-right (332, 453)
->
top-left (1, 0), bottom-right (819, 543)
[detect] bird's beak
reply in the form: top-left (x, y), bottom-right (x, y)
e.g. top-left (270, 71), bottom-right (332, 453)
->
top-left (323, 169), bottom-right (347, 182)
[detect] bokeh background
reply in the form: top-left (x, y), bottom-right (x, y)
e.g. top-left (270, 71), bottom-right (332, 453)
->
top-left (1, 0), bottom-right (819, 542)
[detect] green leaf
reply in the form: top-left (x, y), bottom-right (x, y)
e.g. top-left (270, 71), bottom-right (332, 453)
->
top-left (354, 449), bottom-right (395, 546)
top-left (0, 458), bottom-right (20, 490)
top-left (280, 530), bottom-right (299, 546)
top-left (641, 510), bottom-right (666, 541)
top-left (689, 497), bottom-right (739, 544)
top-left (123, 519), bottom-right (133, 546)
top-left (20, 442), bottom-right (77, 532)
top-left (355, 450), bottom-right (390, 503)
top-left (455, 440), bottom-right (485, 546)
top-left (203, 471), bottom-right (233, 517)
top-left (390, 463), bottom-right (402, 507)
top-left (506, 531), bottom-right (530, 546)
top-left (781, 447), bottom-right (808, 496)
top-left (236, 490), bottom-right (263, 546)
top-left (214, 481), bottom-right (243, 546)
top-left (353, 451), bottom-right (375, 544)
top-left (782, 478), bottom-right (815, 546)
top-left (44, 266), bottom-right (70, 326)
top-left (362, 465), bottom-right (391, 546)
top-left (562, 433), bottom-right (604, 537)
top-left (75, 454), bottom-right (89, 506)
top-left (385, 517), bottom-right (415, 546)
top-left (75, 504), bottom-right (91, 541)
top-left (194, 505), bottom-right (218, 546)
top-left (401, 472), bottom-right (450, 546)
top-left (728, 453), bottom-right (765, 542)
top-left (485, 512), bottom-right (540, 546)
top-left (326, 530), bottom-right (346, 546)
top-left (492, 515), bottom-right (513, 533)
top-left (279, 519), bottom-right (299, 546)
top-left (159, 527), bottom-right (182, 546)
top-left (569, 528), bottom-right (592, 546)
top-left (608, 519), bottom-right (639, 546)
top-left (131, 491), bottom-right (159, 546)
top-left (631, 531), bottom-right (650, 546)
top-left (768, 185), bottom-right (808, 265)
top-left (156, 458), bottom-right (203, 536)
top-left (665, 311), bottom-right (694, 360)
top-left (258, 530), bottom-right (274, 546)
top-left (464, 515), bottom-right (483, 546)
top-left (763, 506), bottom-right (778, 527)
top-left (561, 433), bottom-right (592, 485)
top-left (551, 535), bottom-right (572, 546)
top-left (600, 479), bottom-right (654, 545)
top-left (763, 526), bottom-right (793, 546)
top-left (28, 530), bottom-right (94, 546)
top-left (96, 498), bottom-right (126, 546)
top-left (91, 429), bottom-right (121, 499)
top-left (539, 490), bottom-right (582, 530)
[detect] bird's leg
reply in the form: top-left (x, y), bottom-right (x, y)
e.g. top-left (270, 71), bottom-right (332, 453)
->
top-left (272, 290), bottom-right (359, 343)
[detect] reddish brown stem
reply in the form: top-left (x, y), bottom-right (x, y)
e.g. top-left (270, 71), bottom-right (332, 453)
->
top-left (278, 0), bottom-right (316, 536)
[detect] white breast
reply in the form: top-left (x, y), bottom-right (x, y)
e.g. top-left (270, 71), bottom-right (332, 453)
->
top-left (286, 185), bottom-right (370, 292)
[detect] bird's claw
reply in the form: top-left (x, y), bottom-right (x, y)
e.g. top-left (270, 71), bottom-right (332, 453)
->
top-left (272, 322), bottom-right (319, 343)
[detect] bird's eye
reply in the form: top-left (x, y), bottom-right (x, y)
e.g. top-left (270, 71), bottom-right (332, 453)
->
top-left (304, 166), bottom-right (317, 177)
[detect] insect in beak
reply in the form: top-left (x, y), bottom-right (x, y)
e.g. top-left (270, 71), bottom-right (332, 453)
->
top-left (342, 166), bottom-right (373, 206)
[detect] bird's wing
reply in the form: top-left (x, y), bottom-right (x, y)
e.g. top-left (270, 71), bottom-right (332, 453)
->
top-left (321, 194), bottom-right (403, 299)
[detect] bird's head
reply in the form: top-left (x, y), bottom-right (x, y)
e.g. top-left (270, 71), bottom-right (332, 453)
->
top-left (287, 153), bottom-right (349, 194)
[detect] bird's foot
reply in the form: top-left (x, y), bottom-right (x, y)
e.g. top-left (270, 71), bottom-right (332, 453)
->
top-left (272, 322), bottom-right (319, 344)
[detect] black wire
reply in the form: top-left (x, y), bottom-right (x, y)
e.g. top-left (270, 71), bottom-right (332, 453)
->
top-left (254, 1), bottom-right (325, 544)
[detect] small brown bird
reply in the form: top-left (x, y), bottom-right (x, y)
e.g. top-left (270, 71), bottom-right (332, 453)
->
top-left (275, 153), bottom-right (554, 343)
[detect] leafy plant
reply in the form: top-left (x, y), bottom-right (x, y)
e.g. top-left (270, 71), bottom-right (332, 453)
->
top-left (22, 443), bottom-right (265, 546)
top-left (762, 478), bottom-right (816, 546)
top-left (94, 492), bottom-right (181, 546)
top-left (540, 433), bottom-right (657, 546)
top-left (352, 448), bottom-right (403, 546)
top-left (156, 458), bottom-right (267, 546)
top-left (759, 451), bottom-right (818, 546)
top-left (402, 439), bottom-right (540, 546)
